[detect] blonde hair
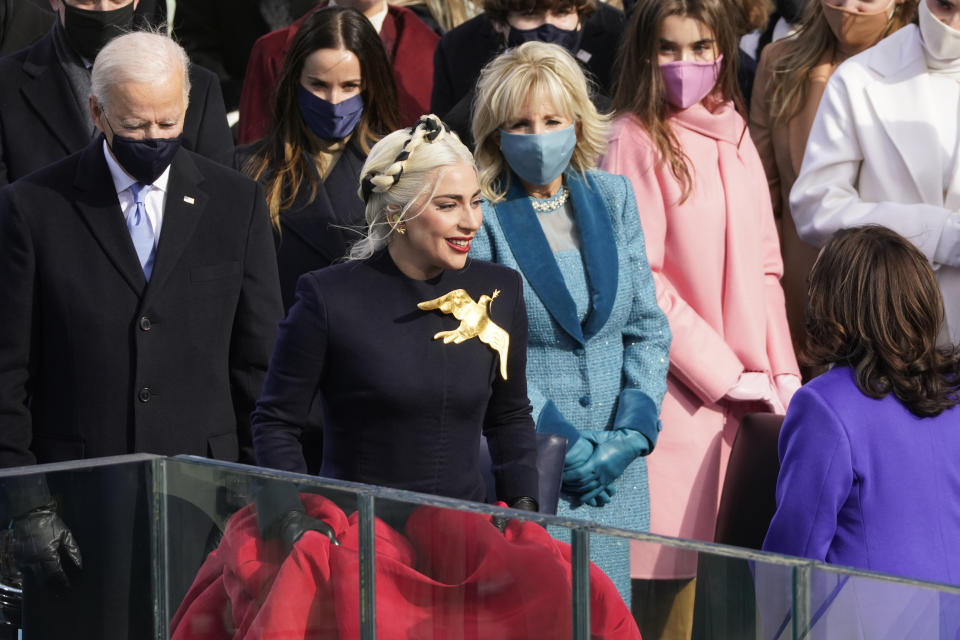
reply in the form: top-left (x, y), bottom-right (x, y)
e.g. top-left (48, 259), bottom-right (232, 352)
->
top-left (766, 0), bottom-right (916, 126)
top-left (472, 41), bottom-right (610, 202)
top-left (350, 115), bottom-right (475, 260)
top-left (390, 0), bottom-right (480, 31)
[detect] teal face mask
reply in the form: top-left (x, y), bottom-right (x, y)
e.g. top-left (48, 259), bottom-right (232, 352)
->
top-left (498, 125), bottom-right (577, 186)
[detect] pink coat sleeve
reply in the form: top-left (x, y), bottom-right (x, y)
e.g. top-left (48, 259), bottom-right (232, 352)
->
top-left (601, 121), bottom-right (744, 404)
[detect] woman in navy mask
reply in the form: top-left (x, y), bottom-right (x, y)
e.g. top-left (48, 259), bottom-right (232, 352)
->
top-left (470, 41), bottom-right (671, 604)
top-left (240, 6), bottom-right (400, 310)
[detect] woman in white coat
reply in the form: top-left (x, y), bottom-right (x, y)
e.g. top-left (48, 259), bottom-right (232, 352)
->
top-left (790, 0), bottom-right (960, 343)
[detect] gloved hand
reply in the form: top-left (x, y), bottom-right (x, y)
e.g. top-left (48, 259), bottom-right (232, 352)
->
top-left (774, 374), bottom-right (802, 412)
top-left (11, 502), bottom-right (82, 589)
top-left (491, 496), bottom-right (538, 533)
top-left (277, 509), bottom-right (339, 554)
top-left (561, 437), bottom-right (617, 507)
top-left (724, 371), bottom-right (784, 414)
top-left (575, 430), bottom-right (651, 505)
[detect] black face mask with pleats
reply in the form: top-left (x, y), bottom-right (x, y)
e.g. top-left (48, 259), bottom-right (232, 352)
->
top-left (62, 1), bottom-right (135, 61)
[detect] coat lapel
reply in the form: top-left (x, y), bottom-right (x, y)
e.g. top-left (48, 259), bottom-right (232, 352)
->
top-left (568, 171), bottom-right (618, 341)
top-left (21, 34), bottom-right (90, 156)
top-left (864, 29), bottom-right (942, 205)
top-left (144, 149), bottom-right (206, 302)
top-left (73, 138), bottom-right (147, 295)
top-left (494, 175), bottom-right (584, 345)
top-left (281, 140), bottom-right (365, 259)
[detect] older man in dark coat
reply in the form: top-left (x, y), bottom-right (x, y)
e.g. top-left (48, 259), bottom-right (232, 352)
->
top-left (0, 30), bottom-right (282, 638)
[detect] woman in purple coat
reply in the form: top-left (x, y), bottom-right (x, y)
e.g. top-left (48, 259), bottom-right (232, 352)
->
top-left (763, 225), bottom-right (960, 585)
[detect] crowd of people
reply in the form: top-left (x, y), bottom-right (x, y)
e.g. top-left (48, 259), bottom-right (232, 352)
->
top-left (1, 0), bottom-right (959, 638)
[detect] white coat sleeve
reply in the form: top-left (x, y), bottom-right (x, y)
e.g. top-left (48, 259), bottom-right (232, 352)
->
top-left (789, 69), bottom-right (960, 267)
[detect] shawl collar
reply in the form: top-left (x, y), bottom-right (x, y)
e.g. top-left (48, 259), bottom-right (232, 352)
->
top-left (493, 170), bottom-right (618, 346)
top-left (671, 101), bottom-right (745, 145)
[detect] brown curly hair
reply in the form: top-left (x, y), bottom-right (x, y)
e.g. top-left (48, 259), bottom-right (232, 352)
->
top-left (482, 0), bottom-right (596, 23)
top-left (805, 226), bottom-right (960, 417)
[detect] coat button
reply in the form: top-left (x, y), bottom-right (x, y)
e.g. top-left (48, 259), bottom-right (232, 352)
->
top-left (574, 348), bottom-right (585, 357)
top-left (138, 387), bottom-right (151, 403)
top-left (139, 316), bottom-right (151, 331)
top-left (579, 395), bottom-right (591, 407)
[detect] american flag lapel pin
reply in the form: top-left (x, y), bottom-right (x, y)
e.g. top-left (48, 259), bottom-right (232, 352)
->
top-left (183, 195), bottom-right (196, 205)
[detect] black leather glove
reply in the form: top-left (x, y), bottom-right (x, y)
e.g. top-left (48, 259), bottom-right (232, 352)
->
top-left (11, 502), bottom-right (82, 589)
top-left (492, 496), bottom-right (539, 533)
top-left (277, 509), bottom-right (339, 554)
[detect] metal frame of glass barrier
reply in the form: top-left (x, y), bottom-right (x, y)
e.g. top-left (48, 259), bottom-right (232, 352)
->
top-left (3, 455), bottom-right (959, 640)
top-left (159, 455), bottom-right (960, 640)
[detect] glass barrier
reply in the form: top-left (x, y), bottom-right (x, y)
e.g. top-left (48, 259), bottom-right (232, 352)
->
top-left (1, 454), bottom-right (959, 640)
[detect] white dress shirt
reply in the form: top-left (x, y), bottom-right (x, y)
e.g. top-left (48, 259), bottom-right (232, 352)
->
top-left (102, 139), bottom-right (170, 251)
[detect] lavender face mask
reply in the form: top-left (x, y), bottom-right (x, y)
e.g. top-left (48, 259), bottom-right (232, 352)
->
top-left (659, 55), bottom-right (723, 110)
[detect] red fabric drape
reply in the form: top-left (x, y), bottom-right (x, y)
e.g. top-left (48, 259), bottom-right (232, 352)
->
top-left (171, 495), bottom-right (641, 639)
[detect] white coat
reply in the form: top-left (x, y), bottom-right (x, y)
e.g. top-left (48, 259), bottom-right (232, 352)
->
top-left (790, 24), bottom-right (960, 342)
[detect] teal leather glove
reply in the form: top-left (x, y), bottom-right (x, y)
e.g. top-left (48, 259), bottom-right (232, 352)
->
top-left (561, 436), bottom-right (617, 507)
top-left (574, 430), bottom-right (651, 504)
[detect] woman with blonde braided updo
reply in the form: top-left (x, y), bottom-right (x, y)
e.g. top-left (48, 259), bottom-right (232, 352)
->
top-left (251, 115), bottom-right (540, 546)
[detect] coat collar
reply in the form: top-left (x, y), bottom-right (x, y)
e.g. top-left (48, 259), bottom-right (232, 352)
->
top-left (493, 170), bottom-right (618, 346)
top-left (280, 137), bottom-right (366, 259)
top-left (862, 25), bottom-right (943, 205)
top-left (20, 31), bottom-right (89, 156)
top-left (144, 147), bottom-right (206, 304)
top-left (73, 138), bottom-right (206, 300)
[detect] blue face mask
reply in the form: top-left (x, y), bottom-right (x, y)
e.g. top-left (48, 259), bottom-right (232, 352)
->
top-left (499, 125), bottom-right (577, 186)
top-left (507, 23), bottom-right (581, 52)
top-left (297, 85), bottom-right (364, 140)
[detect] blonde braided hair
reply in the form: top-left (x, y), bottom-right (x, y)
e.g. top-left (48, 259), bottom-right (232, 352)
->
top-left (349, 115), bottom-right (475, 261)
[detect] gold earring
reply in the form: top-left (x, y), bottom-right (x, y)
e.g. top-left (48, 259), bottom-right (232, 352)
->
top-left (396, 223), bottom-right (407, 235)
top-left (390, 214), bottom-right (406, 235)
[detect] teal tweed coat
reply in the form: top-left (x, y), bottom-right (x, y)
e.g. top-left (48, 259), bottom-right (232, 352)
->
top-left (471, 168), bottom-right (670, 600)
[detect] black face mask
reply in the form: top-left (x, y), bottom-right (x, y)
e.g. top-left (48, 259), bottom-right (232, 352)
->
top-left (507, 22), bottom-right (581, 52)
top-left (103, 116), bottom-right (182, 185)
top-left (62, 1), bottom-right (135, 61)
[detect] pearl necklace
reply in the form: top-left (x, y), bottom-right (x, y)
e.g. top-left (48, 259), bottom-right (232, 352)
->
top-left (529, 186), bottom-right (569, 213)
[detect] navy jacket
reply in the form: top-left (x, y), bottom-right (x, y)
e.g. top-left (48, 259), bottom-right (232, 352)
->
top-left (253, 251), bottom-right (539, 509)
top-left (236, 138), bottom-right (368, 311)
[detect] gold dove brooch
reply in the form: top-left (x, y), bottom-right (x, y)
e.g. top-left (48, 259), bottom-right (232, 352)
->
top-left (417, 288), bottom-right (510, 380)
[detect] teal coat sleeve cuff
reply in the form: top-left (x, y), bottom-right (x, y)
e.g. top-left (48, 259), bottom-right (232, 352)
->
top-left (613, 389), bottom-right (661, 451)
top-left (536, 400), bottom-right (580, 450)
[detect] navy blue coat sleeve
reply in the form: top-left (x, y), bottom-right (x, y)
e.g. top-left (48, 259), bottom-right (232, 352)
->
top-left (251, 273), bottom-right (326, 474)
top-left (483, 269), bottom-right (539, 503)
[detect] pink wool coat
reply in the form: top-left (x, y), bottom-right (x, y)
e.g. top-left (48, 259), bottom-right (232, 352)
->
top-left (601, 103), bottom-right (798, 579)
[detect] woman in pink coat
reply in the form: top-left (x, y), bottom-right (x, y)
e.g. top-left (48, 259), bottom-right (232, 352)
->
top-left (599, 0), bottom-right (800, 636)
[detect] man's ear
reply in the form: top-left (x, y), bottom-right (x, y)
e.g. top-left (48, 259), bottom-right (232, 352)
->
top-left (89, 96), bottom-right (105, 135)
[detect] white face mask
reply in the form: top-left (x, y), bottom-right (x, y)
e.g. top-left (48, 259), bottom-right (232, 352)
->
top-left (919, 0), bottom-right (960, 66)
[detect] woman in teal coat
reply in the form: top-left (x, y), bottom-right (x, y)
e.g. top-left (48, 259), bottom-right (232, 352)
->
top-left (469, 41), bottom-right (671, 602)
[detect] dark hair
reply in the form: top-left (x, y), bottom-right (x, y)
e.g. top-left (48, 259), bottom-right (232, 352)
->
top-left (243, 6), bottom-right (401, 227)
top-left (805, 226), bottom-right (960, 417)
top-left (610, 0), bottom-right (743, 201)
top-left (482, 0), bottom-right (596, 23)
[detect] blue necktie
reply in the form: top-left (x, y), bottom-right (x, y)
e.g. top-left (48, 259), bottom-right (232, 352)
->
top-left (128, 182), bottom-right (156, 281)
